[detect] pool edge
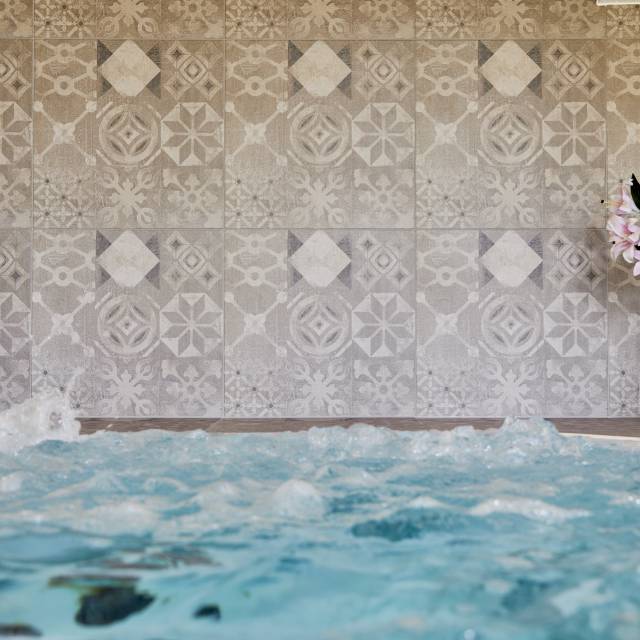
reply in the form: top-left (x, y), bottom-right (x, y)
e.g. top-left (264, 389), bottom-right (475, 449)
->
top-left (79, 418), bottom-right (640, 439)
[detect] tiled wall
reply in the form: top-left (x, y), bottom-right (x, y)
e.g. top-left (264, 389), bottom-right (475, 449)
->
top-left (1, 0), bottom-right (640, 419)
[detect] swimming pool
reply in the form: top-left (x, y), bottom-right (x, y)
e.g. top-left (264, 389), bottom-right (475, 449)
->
top-left (1, 412), bottom-right (639, 639)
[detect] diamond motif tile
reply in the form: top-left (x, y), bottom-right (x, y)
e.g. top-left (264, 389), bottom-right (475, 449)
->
top-left (97, 231), bottom-right (159, 288)
top-left (290, 41), bottom-right (351, 98)
top-left (99, 40), bottom-right (160, 98)
top-left (480, 231), bottom-right (542, 288)
top-left (480, 40), bottom-right (541, 98)
top-left (289, 231), bottom-right (351, 289)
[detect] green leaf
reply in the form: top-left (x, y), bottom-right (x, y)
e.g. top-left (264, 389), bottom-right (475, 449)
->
top-left (631, 174), bottom-right (640, 211)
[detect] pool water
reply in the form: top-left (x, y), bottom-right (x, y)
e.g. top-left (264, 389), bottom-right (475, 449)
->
top-left (0, 417), bottom-right (639, 639)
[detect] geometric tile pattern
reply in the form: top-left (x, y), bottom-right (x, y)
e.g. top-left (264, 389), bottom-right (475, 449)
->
top-left (3, 0), bottom-right (639, 418)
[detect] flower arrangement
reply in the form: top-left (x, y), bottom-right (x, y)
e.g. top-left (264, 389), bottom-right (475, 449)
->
top-left (608, 174), bottom-right (640, 277)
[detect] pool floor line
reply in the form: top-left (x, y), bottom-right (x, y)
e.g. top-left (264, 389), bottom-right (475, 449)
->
top-left (79, 418), bottom-right (640, 439)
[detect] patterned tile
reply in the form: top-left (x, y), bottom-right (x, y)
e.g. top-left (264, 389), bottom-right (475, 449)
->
top-left (226, 41), bottom-right (287, 227)
top-left (478, 40), bottom-right (543, 229)
top-left (32, 231), bottom-right (96, 412)
top-left (287, 229), bottom-right (353, 416)
top-left (0, 5), bottom-right (633, 419)
top-left (162, 0), bottom-right (224, 38)
top-left (354, 0), bottom-right (415, 39)
top-left (35, 0), bottom-right (96, 37)
top-left (34, 40), bottom-right (96, 228)
top-left (606, 4), bottom-right (640, 38)
top-left (416, 41), bottom-right (477, 228)
top-left (225, 231), bottom-right (288, 417)
top-left (416, 231), bottom-right (479, 416)
top-left (0, 39), bottom-right (32, 228)
top-left (352, 230), bottom-right (415, 416)
top-left (479, 0), bottom-right (542, 39)
top-left (0, 0), bottom-right (32, 37)
top-left (95, 39), bottom-right (224, 228)
top-left (226, 0), bottom-right (287, 39)
top-left (97, 0), bottom-right (160, 38)
top-left (608, 254), bottom-right (640, 417)
top-left (416, 0), bottom-right (477, 39)
top-left (543, 229), bottom-right (608, 417)
top-left (478, 230), bottom-right (545, 416)
top-left (607, 41), bottom-right (640, 193)
top-left (288, 0), bottom-right (352, 39)
top-left (352, 40), bottom-right (415, 228)
top-left (0, 229), bottom-right (30, 393)
top-left (544, 0), bottom-right (605, 39)
top-left (287, 40), bottom-right (352, 228)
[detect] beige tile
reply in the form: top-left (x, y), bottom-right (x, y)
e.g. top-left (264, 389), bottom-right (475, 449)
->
top-left (226, 0), bottom-right (287, 39)
top-left (416, 0), bottom-right (477, 39)
top-left (544, 0), bottom-right (606, 39)
top-left (607, 41), bottom-right (640, 191)
top-left (288, 0), bottom-right (353, 39)
top-left (416, 41), bottom-right (477, 229)
top-left (34, 40), bottom-right (96, 228)
top-left (226, 41), bottom-right (287, 227)
top-left (479, 0), bottom-right (542, 39)
top-left (354, 0), bottom-right (415, 39)
top-left (162, 0), bottom-right (224, 38)
top-left (606, 5), bottom-right (640, 38)
top-left (97, 0), bottom-right (160, 38)
top-left (35, 0), bottom-right (96, 37)
top-left (0, 0), bottom-right (32, 37)
top-left (287, 40), bottom-right (352, 228)
top-left (0, 39), bottom-right (32, 228)
top-left (225, 230), bottom-right (288, 417)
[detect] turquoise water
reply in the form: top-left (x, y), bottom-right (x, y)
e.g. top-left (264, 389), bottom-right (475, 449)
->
top-left (1, 419), bottom-right (639, 639)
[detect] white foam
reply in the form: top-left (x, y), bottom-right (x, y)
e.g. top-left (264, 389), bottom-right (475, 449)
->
top-left (469, 497), bottom-right (589, 523)
top-left (0, 388), bottom-right (81, 455)
top-left (270, 479), bottom-right (325, 518)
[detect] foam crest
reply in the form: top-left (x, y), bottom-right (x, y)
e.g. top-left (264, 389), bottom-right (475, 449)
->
top-left (0, 388), bottom-right (81, 455)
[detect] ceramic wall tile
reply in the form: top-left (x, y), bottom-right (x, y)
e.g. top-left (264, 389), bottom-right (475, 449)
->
top-left (96, 39), bottom-right (224, 228)
top-left (606, 4), bottom-right (640, 38)
top-left (34, 40), bottom-right (96, 228)
top-left (97, 0), bottom-right (160, 38)
top-left (416, 41), bottom-right (477, 228)
top-left (353, 0), bottom-right (415, 39)
top-left (0, 39), bottom-right (32, 228)
top-left (94, 229), bottom-right (223, 417)
top-left (287, 229), bottom-right (353, 416)
top-left (542, 40), bottom-right (606, 230)
top-left (479, 0), bottom-right (542, 39)
top-left (607, 40), bottom-right (640, 193)
top-left (352, 230), bottom-right (416, 416)
top-left (543, 229), bottom-right (608, 416)
top-left (288, 0), bottom-right (353, 39)
top-left (478, 230), bottom-right (545, 416)
top-left (32, 231), bottom-right (96, 412)
top-left (478, 39), bottom-right (543, 228)
top-left (225, 230), bottom-right (288, 416)
top-left (0, 229), bottom-right (31, 410)
top-left (287, 39), bottom-right (352, 227)
top-left (226, 41), bottom-right (287, 227)
top-left (0, 0), bottom-right (32, 37)
top-left (544, 0), bottom-right (605, 39)
top-left (3, 0), bottom-right (634, 418)
top-left (608, 255), bottom-right (640, 417)
top-left (351, 40), bottom-right (415, 228)
top-left (161, 0), bottom-right (225, 38)
top-left (416, 231), bottom-right (481, 416)
top-left (416, 0), bottom-right (477, 39)
top-left (35, 0), bottom-right (96, 37)
top-left (226, 0), bottom-right (287, 39)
